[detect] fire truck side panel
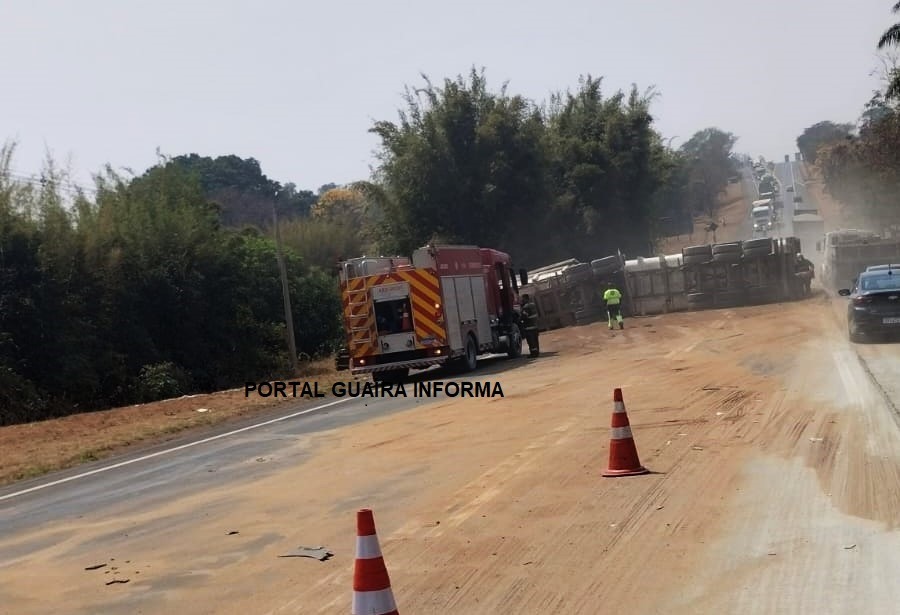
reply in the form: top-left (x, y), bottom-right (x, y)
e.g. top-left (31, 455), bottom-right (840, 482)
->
top-left (438, 274), bottom-right (491, 352)
top-left (440, 277), bottom-right (464, 351)
top-left (471, 275), bottom-right (492, 345)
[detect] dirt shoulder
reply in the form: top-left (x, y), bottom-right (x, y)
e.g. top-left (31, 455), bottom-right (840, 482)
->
top-left (0, 358), bottom-right (358, 486)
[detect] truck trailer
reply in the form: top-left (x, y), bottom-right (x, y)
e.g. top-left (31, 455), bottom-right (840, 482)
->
top-left (337, 244), bottom-right (527, 383)
top-left (791, 208), bottom-right (825, 266)
top-left (820, 229), bottom-right (900, 292)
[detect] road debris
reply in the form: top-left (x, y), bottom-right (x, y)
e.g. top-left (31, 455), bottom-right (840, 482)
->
top-left (227, 530), bottom-right (239, 535)
top-left (844, 544), bottom-right (857, 550)
top-left (809, 437), bottom-right (824, 443)
top-left (105, 579), bottom-right (130, 585)
top-left (84, 563), bottom-right (107, 571)
top-left (279, 546), bottom-right (333, 561)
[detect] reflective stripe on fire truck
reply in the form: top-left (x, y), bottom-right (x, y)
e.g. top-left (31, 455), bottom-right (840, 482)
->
top-left (341, 268), bottom-right (448, 364)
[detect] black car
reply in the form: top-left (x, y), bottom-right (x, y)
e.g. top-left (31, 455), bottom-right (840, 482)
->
top-left (839, 269), bottom-right (900, 342)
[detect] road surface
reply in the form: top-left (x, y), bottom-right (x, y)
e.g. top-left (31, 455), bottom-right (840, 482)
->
top-left (2, 296), bottom-right (900, 614)
top-left (773, 158), bottom-right (812, 238)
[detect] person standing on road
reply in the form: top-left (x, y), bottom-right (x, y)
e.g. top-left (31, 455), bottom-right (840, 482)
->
top-left (794, 253), bottom-right (815, 296)
top-left (603, 282), bottom-right (624, 330)
top-left (519, 294), bottom-right (540, 357)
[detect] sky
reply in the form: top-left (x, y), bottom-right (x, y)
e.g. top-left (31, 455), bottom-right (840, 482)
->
top-left (1, 0), bottom-right (897, 193)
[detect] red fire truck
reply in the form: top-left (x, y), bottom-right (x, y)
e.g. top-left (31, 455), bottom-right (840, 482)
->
top-left (337, 244), bottom-right (528, 382)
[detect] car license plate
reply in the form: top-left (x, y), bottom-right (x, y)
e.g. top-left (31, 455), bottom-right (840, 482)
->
top-left (883, 317), bottom-right (900, 324)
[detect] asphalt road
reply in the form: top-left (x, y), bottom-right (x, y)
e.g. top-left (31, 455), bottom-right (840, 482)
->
top-left (738, 164), bottom-right (758, 240)
top-left (0, 356), bottom-right (517, 537)
top-left (774, 159), bottom-right (801, 236)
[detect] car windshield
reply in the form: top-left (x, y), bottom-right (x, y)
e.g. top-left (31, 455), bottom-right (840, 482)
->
top-left (860, 274), bottom-right (900, 292)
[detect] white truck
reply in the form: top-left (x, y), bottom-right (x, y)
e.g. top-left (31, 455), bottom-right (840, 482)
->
top-left (751, 200), bottom-right (775, 235)
top-left (792, 208), bottom-right (825, 266)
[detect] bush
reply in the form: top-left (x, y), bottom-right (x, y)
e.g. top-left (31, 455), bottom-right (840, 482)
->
top-left (137, 361), bottom-right (192, 403)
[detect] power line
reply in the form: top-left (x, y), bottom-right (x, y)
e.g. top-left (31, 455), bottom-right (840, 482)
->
top-left (4, 171), bottom-right (98, 197)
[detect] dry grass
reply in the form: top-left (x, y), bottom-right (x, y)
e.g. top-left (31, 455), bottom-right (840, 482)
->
top-left (0, 357), bottom-right (362, 487)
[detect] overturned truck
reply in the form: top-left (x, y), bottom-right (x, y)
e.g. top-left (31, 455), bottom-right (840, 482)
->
top-left (521, 237), bottom-right (807, 329)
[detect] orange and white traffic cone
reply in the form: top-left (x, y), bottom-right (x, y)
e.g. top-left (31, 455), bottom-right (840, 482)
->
top-left (602, 388), bottom-right (650, 477)
top-left (352, 508), bottom-right (399, 615)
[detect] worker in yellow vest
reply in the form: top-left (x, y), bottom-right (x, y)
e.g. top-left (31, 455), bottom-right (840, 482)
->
top-left (603, 282), bottom-right (624, 330)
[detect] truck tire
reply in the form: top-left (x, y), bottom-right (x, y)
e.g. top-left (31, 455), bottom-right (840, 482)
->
top-left (683, 254), bottom-right (710, 266)
top-left (683, 245), bottom-right (713, 257)
top-left (712, 242), bottom-right (742, 254)
top-left (687, 292), bottom-right (712, 308)
top-left (712, 251), bottom-right (741, 264)
top-left (462, 334), bottom-right (478, 372)
top-left (741, 246), bottom-right (771, 260)
top-left (506, 324), bottom-right (523, 358)
top-left (564, 263), bottom-right (592, 283)
top-left (591, 256), bottom-right (620, 276)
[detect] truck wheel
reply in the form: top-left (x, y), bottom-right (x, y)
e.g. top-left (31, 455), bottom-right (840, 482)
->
top-left (463, 334), bottom-right (478, 372)
top-left (507, 324), bottom-right (523, 359)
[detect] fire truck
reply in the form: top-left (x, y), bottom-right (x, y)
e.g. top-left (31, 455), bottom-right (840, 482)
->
top-left (337, 244), bottom-right (528, 382)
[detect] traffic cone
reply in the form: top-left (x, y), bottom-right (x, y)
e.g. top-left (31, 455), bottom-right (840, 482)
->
top-left (352, 509), bottom-right (399, 615)
top-left (602, 388), bottom-right (650, 477)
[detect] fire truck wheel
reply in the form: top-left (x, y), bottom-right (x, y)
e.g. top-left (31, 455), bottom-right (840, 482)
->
top-left (507, 324), bottom-right (523, 359)
top-left (463, 335), bottom-right (478, 372)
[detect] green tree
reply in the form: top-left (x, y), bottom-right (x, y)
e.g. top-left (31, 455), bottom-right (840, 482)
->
top-left (161, 154), bottom-right (318, 227)
top-left (796, 121), bottom-right (855, 164)
top-left (678, 128), bottom-right (738, 219)
top-left (818, 109), bottom-right (900, 232)
top-left (369, 67), bottom-right (549, 262)
top-left (878, 2), bottom-right (900, 98)
top-left (542, 77), bottom-right (668, 260)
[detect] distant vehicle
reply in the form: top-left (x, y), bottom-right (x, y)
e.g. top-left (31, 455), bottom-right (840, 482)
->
top-left (793, 195), bottom-right (803, 203)
top-left (839, 269), bottom-right (900, 342)
top-left (751, 203), bottom-right (775, 233)
top-left (786, 186), bottom-right (794, 192)
top-left (785, 154), bottom-right (790, 162)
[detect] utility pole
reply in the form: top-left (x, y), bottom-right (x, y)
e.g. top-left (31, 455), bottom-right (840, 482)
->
top-left (272, 200), bottom-right (298, 373)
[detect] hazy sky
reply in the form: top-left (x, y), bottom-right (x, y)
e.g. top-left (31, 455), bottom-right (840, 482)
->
top-left (2, 0), bottom-right (896, 192)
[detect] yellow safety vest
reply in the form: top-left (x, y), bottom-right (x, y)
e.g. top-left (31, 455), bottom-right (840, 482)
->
top-left (603, 288), bottom-right (622, 305)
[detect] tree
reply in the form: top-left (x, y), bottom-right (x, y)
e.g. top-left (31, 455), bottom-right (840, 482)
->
top-left (542, 77), bottom-right (669, 261)
top-left (796, 121), bottom-right (855, 164)
top-left (679, 128), bottom-right (738, 218)
top-left (818, 110), bottom-right (900, 232)
top-left (161, 154), bottom-right (318, 227)
top-left (369, 67), bottom-right (549, 263)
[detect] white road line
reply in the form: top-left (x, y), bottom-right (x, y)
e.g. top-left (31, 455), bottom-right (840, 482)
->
top-left (0, 397), bottom-right (353, 503)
